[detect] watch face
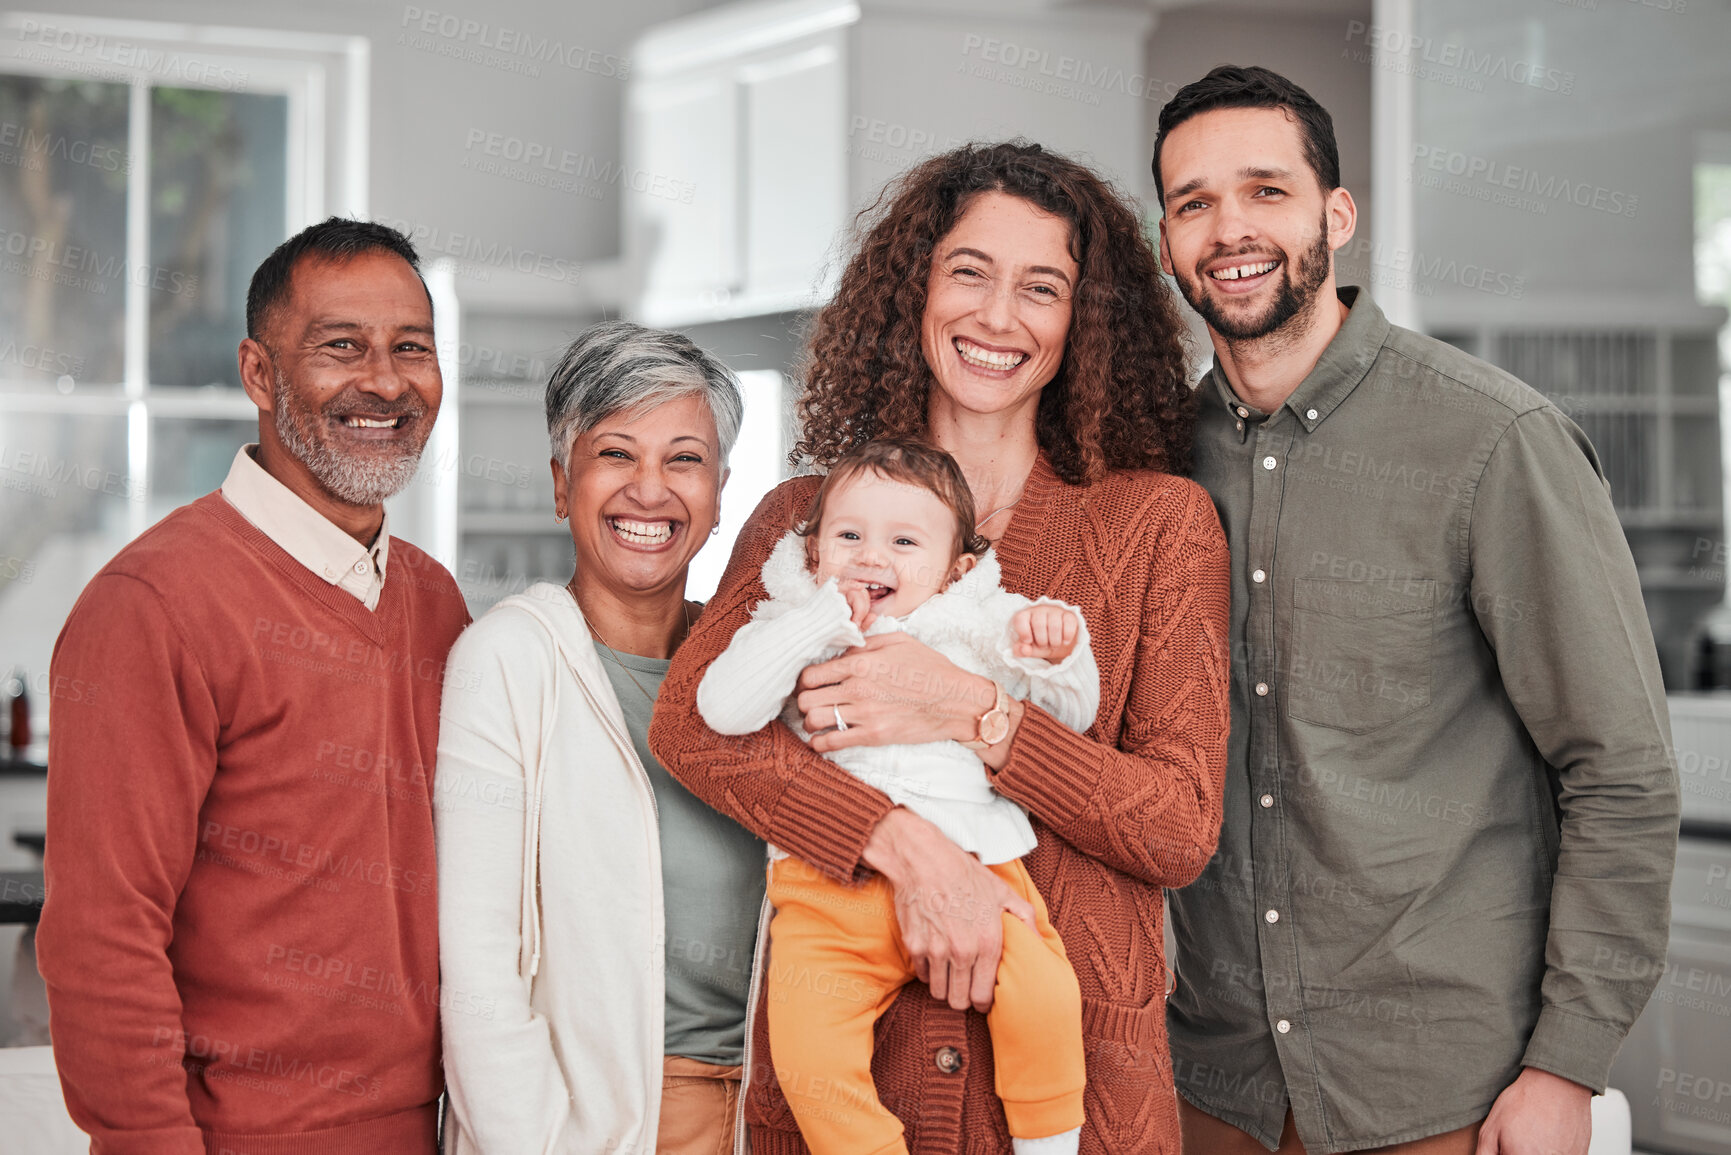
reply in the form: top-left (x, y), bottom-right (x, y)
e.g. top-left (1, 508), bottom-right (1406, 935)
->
top-left (980, 709), bottom-right (1010, 745)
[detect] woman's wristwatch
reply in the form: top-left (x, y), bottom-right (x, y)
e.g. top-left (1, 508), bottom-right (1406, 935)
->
top-left (961, 680), bottom-right (1011, 750)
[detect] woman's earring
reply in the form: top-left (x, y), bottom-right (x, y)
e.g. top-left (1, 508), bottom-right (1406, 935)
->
top-left (555, 508), bottom-right (567, 523)
top-left (710, 522), bottom-right (721, 536)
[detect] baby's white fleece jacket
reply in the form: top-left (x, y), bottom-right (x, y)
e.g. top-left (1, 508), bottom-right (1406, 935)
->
top-left (697, 530), bottom-right (1100, 864)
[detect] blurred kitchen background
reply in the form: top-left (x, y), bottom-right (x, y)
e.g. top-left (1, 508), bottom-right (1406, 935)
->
top-left (1, 0), bottom-right (1729, 1151)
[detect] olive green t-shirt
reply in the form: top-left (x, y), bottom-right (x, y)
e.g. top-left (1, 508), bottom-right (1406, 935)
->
top-left (597, 646), bottom-right (766, 1066)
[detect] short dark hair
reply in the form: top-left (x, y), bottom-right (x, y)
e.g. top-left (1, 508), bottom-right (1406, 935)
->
top-left (245, 217), bottom-right (427, 341)
top-left (1152, 65), bottom-right (1340, 205)
top-left (798, 437), bottom-right (990, 567)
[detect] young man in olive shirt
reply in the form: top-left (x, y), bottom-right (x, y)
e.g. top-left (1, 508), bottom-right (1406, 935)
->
top-left (1158, 66), bottom-right (1679, 1155)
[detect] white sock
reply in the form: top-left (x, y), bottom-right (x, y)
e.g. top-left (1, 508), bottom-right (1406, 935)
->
top-left (1012, 1126), bottom-right (1081, 1155)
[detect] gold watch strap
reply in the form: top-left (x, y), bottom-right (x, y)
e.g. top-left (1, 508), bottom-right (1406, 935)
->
top-left (961, 681), bottom-right (1010, 751)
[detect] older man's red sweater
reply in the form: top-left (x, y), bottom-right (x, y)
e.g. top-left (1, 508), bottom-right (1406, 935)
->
top-left (39, 493), bottom-right (469, 1155)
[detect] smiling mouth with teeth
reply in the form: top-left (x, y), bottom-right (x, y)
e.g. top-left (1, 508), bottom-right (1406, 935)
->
top-left (339, 415), bottom-right (409, 429)
top-left (610, 517), bottom-right (674, 545)
top-left (863, 581), bottom-right (895, 602)
top-left (1208, 259), bottom-right (1281, 282)
top-left (954, 337), bottom-right (1029, 372)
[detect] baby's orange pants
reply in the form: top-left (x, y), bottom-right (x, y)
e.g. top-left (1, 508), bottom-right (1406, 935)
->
top-left (764, 854), bottom-right (1086, 1155)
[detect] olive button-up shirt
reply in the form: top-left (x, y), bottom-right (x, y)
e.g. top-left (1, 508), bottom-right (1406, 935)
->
top-left (1169, 287), bottom-right (1680, 1153)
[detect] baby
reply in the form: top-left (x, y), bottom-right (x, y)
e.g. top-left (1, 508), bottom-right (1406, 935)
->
top-left (698, 438), bottom-right (1094, 1155)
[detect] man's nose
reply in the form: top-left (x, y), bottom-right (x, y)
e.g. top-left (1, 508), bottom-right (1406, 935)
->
top-left (356, 343), bottom-right (412, 401)
top-left (1210, 195), bottom-right (1258, 250)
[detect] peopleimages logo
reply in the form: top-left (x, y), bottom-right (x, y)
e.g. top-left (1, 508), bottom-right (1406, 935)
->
top-left (1339, 237), bottom-right (1527, 300)
top-left (461, 129), bottom-right (695, 204)
top-left (373, 216), bottom-right (579, 284)
top-left (1411, 145), bottom-right (1639, 219)
top-left (149, 1028), bottom-right (380, 1100)
top-left (0, 229), bottom-right (198, 298)
top-left (0, 121), bottom-right (128, 174)
top-left (397, 6), bottom-right (628, 80)
top-left (957, 33), bottom-right (1180, 105)
top-left (0, 339), bottom-right (85, 379)
top-left (12, 19), bottom-right (250, 91)
top-left (1343, 20), bottom-right (1575, 95)
top-left (0, 444), bottom-right (145, 501)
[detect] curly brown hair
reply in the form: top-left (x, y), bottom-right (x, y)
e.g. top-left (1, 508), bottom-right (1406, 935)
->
top-left (794, 141), bottom-right (1195, 484)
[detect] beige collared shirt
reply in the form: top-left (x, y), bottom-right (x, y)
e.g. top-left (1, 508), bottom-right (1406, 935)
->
top-left (220, 445), bottom-right (389, 610)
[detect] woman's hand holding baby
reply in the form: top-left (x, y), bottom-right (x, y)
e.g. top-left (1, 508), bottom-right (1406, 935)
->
top-left (862, 807), bottom-right (1038, 1013)
top-left (1012, 604), bottom-right (1080, 662)
top-left (797, 634), bottom-right (990, 752)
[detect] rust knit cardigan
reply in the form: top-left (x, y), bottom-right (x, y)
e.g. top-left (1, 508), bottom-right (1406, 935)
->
top-left (649, 452), bottom-right (1231, 1155)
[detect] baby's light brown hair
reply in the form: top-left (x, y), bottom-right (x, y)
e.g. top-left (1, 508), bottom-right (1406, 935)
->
top-left (797, 438), bottom-right (990, 568)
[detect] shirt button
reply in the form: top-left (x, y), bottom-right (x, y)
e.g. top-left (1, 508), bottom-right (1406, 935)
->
top-left (1306, 408), bottom-right (1319, 420)
top-left (1235, 420), bottom-right (1244, 432)
top-left (1276, 1019), bottom-right (1291, 1034)
top-left (1262, 455), bottom-right (1277, 470)
top-left (353, 560), bottom-right (369, 575)
top-left (1252, 569), bottom-right (1266, 583)
top-left (1260, 793), bottom-right (1274, 808)
top-left (1265, 909), bottom-right (1279, 923)
top-left (1236, 406), bottom-right (1249, 418)
top-left (1255, 682), bottom-right (1269, 696)
top-left (934, 1046), bottom-right (963, 1074)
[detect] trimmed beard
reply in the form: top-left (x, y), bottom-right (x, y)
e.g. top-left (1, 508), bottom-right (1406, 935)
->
top-left (1177, 212), bottom-right (1333, 342)
top-left (271, 368), bottom-right (430, 505)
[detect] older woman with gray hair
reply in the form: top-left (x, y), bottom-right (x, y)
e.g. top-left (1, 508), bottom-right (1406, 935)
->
top-left (435, 321), bottom-right (757, 1155)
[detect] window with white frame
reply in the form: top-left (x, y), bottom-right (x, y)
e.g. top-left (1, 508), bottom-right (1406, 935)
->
top-left (0, 14), bottom-right (367, 746)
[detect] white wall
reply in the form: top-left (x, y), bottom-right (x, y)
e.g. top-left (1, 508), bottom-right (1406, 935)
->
top-left (1406, 0), bottom-right (1731, 310)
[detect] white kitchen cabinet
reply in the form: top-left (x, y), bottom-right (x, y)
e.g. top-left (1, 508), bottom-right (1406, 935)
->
top-left (741, 43), bottom-right (847, 299)
top-left (626, 0), bottom-right (851, 326)
top-left (632, 71), bottom-right (745, 320)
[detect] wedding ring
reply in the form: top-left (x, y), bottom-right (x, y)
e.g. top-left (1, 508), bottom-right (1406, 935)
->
top-left (833, 705), bottom-right (848, 732)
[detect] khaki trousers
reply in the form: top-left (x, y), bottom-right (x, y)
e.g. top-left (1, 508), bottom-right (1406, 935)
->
top-left (1178, 1099), bottom-right (1481, 1154)
top-left (657, 1055), bottom-right (742, 1155)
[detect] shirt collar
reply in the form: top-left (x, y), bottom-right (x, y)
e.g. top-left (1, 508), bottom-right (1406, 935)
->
top-left (1206, 286), bottom-right (1391, 433)
top-left (219, 445), bottom-right (390, 610)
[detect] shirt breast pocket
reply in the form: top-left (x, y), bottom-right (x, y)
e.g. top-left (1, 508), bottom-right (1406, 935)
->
top-left (1286, 577), bottom-right (1436, 734)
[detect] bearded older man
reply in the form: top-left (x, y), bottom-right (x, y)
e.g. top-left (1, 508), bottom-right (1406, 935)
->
top-left (38, 218), bottom-right (469, 1155)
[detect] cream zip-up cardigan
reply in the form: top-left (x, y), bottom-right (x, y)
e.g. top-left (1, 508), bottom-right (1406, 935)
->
top-left (434, 582), bottom-right (673, 1155)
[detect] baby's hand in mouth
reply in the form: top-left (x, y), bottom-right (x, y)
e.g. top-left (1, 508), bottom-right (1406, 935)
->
top-left (837, 579), bottom-right (877, 631)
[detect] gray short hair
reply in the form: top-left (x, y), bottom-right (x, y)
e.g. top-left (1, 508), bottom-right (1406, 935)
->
top-left (545, 321), bottom-right (744, 466)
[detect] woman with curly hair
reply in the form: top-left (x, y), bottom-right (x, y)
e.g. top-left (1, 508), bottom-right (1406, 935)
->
top-left (649, 141), bottom-right (1230, 1155)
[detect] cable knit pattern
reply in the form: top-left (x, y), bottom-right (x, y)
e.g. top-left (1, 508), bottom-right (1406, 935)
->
top-left (649, 454), bottom-right (1230, 1155)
